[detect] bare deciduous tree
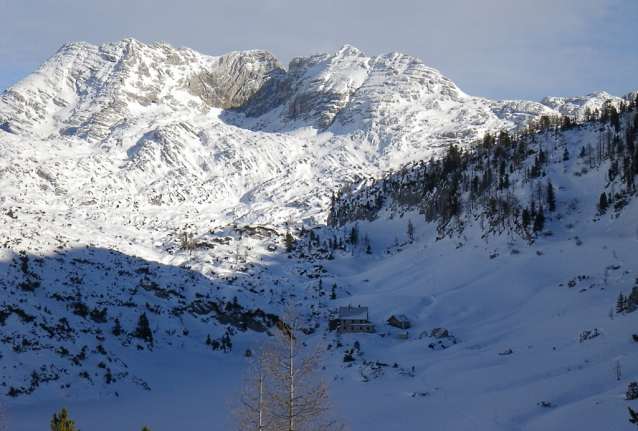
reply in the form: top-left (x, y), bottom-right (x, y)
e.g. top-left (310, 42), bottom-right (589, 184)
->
top-left (231, 345), bottom-right (272, 430)
top-left (231, 304), bottom-right (348, 431)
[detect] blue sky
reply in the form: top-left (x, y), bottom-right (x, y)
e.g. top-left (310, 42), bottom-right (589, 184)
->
top-left (1, 0), bottom-right (636, 101)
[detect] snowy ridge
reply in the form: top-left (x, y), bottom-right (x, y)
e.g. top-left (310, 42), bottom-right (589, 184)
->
top-left (0, 39), bottom-right (283, 139)
top-left (234, 45), bottom-right (560, 159)
top-left (541, 91), bottom-right (626, 119)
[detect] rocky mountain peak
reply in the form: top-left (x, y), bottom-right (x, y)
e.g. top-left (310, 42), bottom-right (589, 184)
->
top-left (0, 40), bottom-right (284, 140)
top-left (335, 44), bottom-right (366, 58)
top-left (540, 91), bottom-right (624, 119)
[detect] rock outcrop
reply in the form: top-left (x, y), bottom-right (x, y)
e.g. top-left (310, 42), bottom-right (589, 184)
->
top-left (0, 39), bottom-right (284, 140)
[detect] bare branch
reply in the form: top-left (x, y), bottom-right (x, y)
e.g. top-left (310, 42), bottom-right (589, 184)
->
top-left (231, 302), bottom-right (349, 431)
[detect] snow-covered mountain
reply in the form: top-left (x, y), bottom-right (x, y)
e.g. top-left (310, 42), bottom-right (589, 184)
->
top-left (0, 39), bottom-right (627, 231)
top-left (1, 39), bottom-right (637, 430)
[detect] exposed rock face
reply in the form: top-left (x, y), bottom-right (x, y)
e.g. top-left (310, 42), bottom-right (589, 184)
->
top-left (235, 44), bottom-right (558, 149)
top-left (430, 327), bottom-right (449, 339)
top-left (281, 45), bottom-right (369, 129)
top-left (625, 91), bottom-right (638, 103)
top-left (0, 39), bottom-right (284, 140)
top-left (626, 285), bottom-right (638, 312)
top-left (240, 45), bottom-right (370, 128)
top-left (187, 49), bottom-right (285, 110)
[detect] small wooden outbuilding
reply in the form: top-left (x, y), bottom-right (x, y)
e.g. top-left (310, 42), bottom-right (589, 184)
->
top-left (387, 314), bottom-right (411, 329)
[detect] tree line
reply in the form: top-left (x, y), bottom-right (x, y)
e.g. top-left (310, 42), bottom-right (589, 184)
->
top-left (329, 96), bottom-right (638, 242)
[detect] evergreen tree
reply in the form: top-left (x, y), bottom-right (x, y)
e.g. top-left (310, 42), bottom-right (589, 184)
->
top-left (134, 312), bottom-right (153, 343)
top-left (538, 149), bottom-right (546, 165)
top-left (221, 333), bottom-right (233, 352)
top-left (546, 181), bottom-right (556, 212)
top-left (112, 318), bottom-right (123, 336)
top-left (563, 148), bottom-right (570, 161)
top-left (284, 229), bottom-right (295, 253)
top-left (330, 284), bottom-right (337, 300)
top-left (500, 173), bottom-right (510, 190)
top-left (617, 292), bottom-right (627, 314)
top-left (521, 207), bottom-right (531, 228)
top-left (562, 116), bottom-right (573, 130)
top-left (348, 225), bottom-right (359, 246)
top-left (533, 210), bottom-right (545, 232)
top-left (442, 144), bottom-right (462, 174)
top-left (584, 107), bottom-right (593, 122)
top-left (598, 192), bottom-right (609, 214)
top-left (51, 407), bottom-right (80, 431)
top-left (629, 406), bottom-right (638, 425)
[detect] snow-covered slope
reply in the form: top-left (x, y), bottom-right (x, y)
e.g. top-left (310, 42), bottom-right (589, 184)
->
top-left (541, 91), bottom-right (626, 119)
top-left (4, 117), bottom-right (638, 430)
top-left (1, 39), bottom-right (637, 430)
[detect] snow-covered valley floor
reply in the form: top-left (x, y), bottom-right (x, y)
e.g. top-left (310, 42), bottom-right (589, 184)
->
top-left (5, 191), bottom-right (638, 430)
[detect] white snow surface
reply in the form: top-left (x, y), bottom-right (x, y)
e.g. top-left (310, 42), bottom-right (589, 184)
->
top-left (541, 91), bottom-right (625, 119)
top-left (0, 39), bottom-right (637, 430)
